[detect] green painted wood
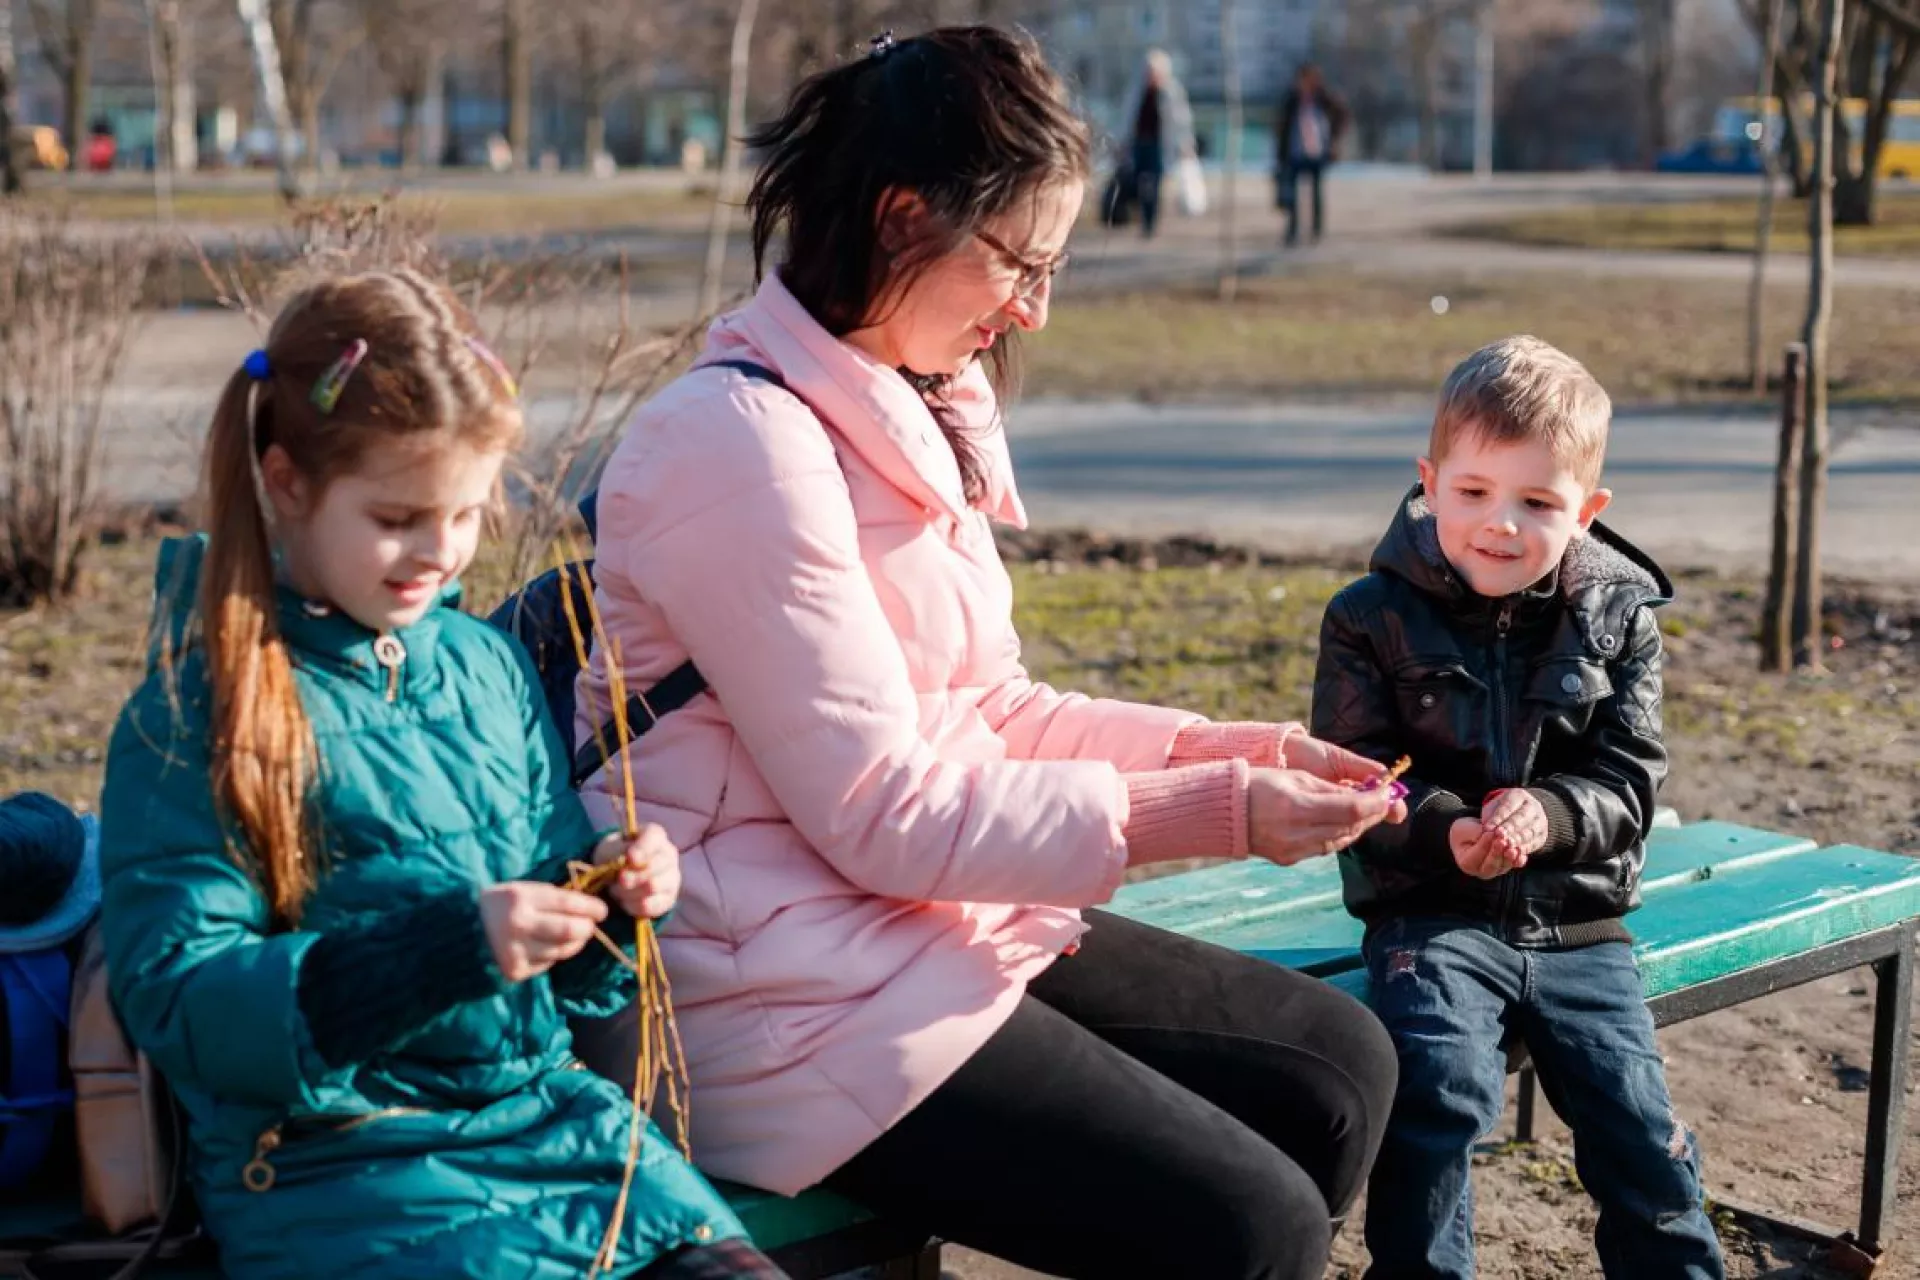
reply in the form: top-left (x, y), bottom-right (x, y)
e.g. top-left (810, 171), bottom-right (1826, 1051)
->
top-left (712, 1182), bottom-right (875, 1251)
top-left (1, 1184), bottom-right (875, 1271)
top-left (1635, 845), bottom-right (1920, 998)
top-left (1108, 822), bottom-right (1816, 951)
top-left (1637, 821), bottom-right (1818, 891)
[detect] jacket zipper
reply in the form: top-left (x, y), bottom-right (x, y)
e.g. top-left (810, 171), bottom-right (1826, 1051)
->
top-left (1490, 602), bottom-right (1521, 932)
top-left (242, 1107), bottom-right (429, 1192)
top-left (371, 634), bottom-right (406, 704)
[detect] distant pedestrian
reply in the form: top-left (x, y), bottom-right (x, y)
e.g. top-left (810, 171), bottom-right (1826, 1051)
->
top-left (1275, 64), bottom-right (1349, 245)
top-left (1120, 49), bottom-right (1198, 240)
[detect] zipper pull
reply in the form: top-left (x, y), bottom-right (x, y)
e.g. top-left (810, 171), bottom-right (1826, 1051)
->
top-left (1496, 603), bottom-right (1514, 636)
top-left (372, 633), bottom-right (407, 703)
top-left (242, 1126), bottom-right (282, 1192)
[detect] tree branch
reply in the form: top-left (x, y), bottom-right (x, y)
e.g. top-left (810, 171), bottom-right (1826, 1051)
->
top-left (1859, 0), bottom-right (1920, 40)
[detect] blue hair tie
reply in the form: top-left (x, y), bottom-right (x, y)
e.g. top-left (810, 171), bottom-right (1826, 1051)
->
top-left (243, 349), bottom-right (272, 381)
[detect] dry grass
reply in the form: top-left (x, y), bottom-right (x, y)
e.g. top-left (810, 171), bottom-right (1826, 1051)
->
top-left (1030, 269), bottom-right (1920, 406)
top-left (1443, 193), bottom-right (1920, 259)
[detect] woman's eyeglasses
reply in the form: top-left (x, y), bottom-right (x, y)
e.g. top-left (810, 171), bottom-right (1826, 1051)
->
top-left (974, 228), bottom-right (1069, 300)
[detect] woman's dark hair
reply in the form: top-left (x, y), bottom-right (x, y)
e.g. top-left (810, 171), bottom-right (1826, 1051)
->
top-left (746, 26), bottom-right (1091, 502)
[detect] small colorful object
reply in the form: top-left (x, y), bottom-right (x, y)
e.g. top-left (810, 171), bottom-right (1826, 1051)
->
top-left (310, 338), bottom-right (370, 415)
top-left (1363, 755), bottom-right (1412, 803)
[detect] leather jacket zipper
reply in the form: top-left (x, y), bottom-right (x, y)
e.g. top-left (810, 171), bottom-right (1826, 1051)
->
top-left (1491, 602), bottom-right (1520, 931)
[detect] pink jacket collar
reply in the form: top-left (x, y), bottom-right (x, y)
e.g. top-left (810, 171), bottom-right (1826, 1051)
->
top-left (703, 273), bottom-right (1029, 529)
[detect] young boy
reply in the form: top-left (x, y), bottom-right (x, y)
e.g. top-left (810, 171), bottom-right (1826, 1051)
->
top-left (1312, 336), bottom-right (1724, 1279)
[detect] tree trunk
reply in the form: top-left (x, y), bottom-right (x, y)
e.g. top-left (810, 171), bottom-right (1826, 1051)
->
top-left (64, 33), bottom-right (92, 162)
top-left (1219, 0), bottom-right (1243, 301)
top-left (584, 102), bottom-right (607, 172)
top-left (504, 0), bottom-right (532, 168)
top-left (151, 0), bottom-right (198, 173)
top-left (700, 0), bottom-right (760, 320)
top-left (399, 86), bottom-right (422, 170)
top-left (1640, 0), bottom-right (1676, 164)
top-left (1792, 0), bottom-right (1843, 672)
top-left (1762, 343), bottom-right (1805, 672)
top-left (1748, 0), bottom-right (1785, 393)
top-left (0, 0), bottom-right (22, 195)
top-left (236, 0), bottom-right (303, 199)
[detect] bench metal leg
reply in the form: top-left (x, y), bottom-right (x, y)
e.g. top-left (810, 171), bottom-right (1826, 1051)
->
top-left (1860, 930), bottom-right (1914, 1254)
top-left (874, 1241), bottom-right (942, 1280)
top-left (1514, 1065), bottom-right (1538, 1144)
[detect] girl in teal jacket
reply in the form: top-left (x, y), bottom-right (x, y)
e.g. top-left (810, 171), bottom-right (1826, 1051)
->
top-left (96, 270), bottom-right (781, 1279)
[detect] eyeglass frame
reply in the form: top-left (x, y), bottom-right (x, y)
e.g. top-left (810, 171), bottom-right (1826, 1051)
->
top-left (973, 228), bottom-right (1070, 300)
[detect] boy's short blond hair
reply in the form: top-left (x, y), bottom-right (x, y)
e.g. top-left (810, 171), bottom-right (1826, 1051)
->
top-left (1430, 336), bottom-right (1611, 490)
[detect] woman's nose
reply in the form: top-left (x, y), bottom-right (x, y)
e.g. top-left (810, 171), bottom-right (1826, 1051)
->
top-left (1009, 281), bottom-right (1050, 332)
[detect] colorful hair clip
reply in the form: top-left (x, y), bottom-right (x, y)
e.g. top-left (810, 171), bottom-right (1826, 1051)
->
top-left (868, 29), bottom-right (896, 58)
top-left (310, 339), bottom-right (369, 415)
top-left (464, 335), bottom-right (519, 399)
top-left (243, 349), bottom-right (273, 381)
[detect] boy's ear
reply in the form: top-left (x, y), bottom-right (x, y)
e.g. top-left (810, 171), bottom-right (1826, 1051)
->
top-left (1578, 486), bottom-right (1613, 531)
top-left (1417, 456), bottom-right (1438, 497)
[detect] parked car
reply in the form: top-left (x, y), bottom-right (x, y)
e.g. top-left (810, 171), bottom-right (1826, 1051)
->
top-left (1655, 136), bottom-right (1764, 175)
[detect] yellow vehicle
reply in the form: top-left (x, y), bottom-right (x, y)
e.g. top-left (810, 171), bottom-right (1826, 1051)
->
top-left (1708, 96), bottom-right (1920, 180)
top-left (8, 124), bottom-right (70, 172)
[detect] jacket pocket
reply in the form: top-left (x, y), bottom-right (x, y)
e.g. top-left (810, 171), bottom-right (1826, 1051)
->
top-left (1390, 660), bottom-right (1484, 742)
top-left (1525, 656), bottom-right (1613, 737)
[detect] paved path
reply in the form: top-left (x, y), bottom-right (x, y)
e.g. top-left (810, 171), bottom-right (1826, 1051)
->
top-left (1004, 398), bottom-right (1920, 581)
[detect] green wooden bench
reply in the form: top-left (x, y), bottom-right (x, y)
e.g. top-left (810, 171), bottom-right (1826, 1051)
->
top-left (1105, 819), bottom-right (1919, 1274)
top-left (0, 1182), bottom-right (935, 1279)
top-left (7, 821), bottom-right (1912, 1277)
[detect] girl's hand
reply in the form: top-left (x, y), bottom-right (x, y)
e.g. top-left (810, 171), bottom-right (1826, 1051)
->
top-left (1282, 733), bottom-right (1391, 790)
top-left (590, 825), bottom-right (682, 921)
top-left (1247, 768), bottom-right (1403, 865)
top-left (480, 882), bottom-right (608, 982)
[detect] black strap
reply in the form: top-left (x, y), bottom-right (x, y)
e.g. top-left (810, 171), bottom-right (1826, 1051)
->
top-left (565, 359), bottom-right (798, 789)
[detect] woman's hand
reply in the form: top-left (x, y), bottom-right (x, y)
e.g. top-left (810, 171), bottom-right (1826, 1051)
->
top-left (588, 825), bottom-right (683, 921)
top-left (1247, 767), bottom-right (1404, 866)
top-left (480, 882), bottom-right (608, 982)
top-left (1281, 733), bottom-right (1392, 788)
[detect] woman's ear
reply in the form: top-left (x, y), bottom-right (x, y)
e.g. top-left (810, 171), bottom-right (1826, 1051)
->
top-left (875, 187), bottom-right (932, 254)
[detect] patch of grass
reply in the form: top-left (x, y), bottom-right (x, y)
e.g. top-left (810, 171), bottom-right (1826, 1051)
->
top-left (1031, 269), bottom-right (1920, 406)
top-left (23, 183), bottom-right (714, 236)
top-left (1444, 193), bottom-right (1920, 259)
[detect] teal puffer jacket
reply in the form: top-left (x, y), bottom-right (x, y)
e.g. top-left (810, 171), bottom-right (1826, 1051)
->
top-left (97, 538), bottom-right (744, 1279)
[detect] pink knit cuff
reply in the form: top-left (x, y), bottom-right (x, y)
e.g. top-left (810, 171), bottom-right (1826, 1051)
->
top-left (1167, 721), bottom-right (1304, 770)
top-left (1122, 760), bottom-right (1250, 866)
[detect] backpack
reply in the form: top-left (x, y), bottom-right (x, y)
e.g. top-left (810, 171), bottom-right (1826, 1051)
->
top-left (0, 947), bottom-right (73, 1192)
top-left (487, 360), bottom-right (799, 779)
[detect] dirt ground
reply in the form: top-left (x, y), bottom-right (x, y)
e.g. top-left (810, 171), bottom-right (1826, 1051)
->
top-left (3, 535), bottom-right (1916, 1280)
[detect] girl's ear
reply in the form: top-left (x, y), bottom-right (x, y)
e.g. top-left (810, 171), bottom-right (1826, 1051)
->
top-left (259, 444), bottom-right (311, 524)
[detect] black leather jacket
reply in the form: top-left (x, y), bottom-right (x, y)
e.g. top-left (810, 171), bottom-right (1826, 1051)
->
top-left (1311, 487), bottom-right (1673, 948)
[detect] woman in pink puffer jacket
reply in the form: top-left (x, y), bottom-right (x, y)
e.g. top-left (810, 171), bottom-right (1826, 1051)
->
top-left (578, 28), bottom-right (1404, 1280)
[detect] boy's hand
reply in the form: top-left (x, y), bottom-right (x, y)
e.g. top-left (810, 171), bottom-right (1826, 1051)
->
top-left (480, 882), bottom-right (608, 982)
top-left (1481, 789), bottom-right (1548, 861)
top-left (589, 825), bottom-right (682, 921)
top-left (1450, 818), bottom-right (1526, 879)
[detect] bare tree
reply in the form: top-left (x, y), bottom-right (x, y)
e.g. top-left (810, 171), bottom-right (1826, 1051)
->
top-left (700, 0), bottom-right (759, 319)
top-left (147, 0), bottom-right (198, 175)
top-left (27, 0), bottom-right (99, 160)
top-left (356, 0), bottom-right (462, 170)
top-left (1634, 0), bottom-right (1677, 163)
top-left (553, 0), bottom-right (665, 170)
top-left (0, 208), bottom-right (155, 605)
top-left (1738, 0), bottom-right (1920, 223)
top-left (236, 0), bottom-right (302, 196)
top-left (1748, 0), bottom-right (1785, 394)
top-left (1219, 0), bottom-right (1243, 299)
top-left (1791, 0), bottom-right (1843, 670)
top-left (267, 0), bottom-right (357, 170)
top-left (502, 0), bottom-right (531, 165)
top-left (1, 0), bottom-right (23, 195)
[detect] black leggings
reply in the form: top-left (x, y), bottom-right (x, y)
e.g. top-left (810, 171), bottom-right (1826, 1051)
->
top-left (823, 910), bottom-right (1397, 1280)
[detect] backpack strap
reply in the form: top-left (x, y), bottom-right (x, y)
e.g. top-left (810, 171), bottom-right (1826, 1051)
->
top-left (0, 951), bottom-right (74, 1191)
top-left (565, 358), bottom-right (805, 789)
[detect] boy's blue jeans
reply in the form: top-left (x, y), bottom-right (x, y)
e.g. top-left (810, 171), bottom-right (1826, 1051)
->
top-left (1360, 918), bottom-right (1725, 1280)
